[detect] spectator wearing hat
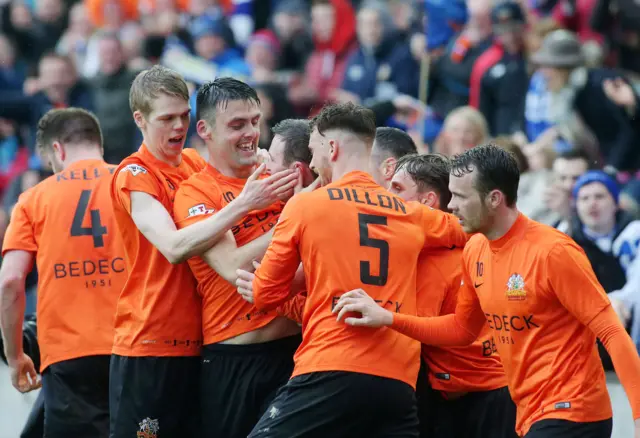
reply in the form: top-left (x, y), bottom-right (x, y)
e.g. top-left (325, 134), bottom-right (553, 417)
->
top-left (469, 1), bottom-right (529, 136)
top-left (245, 29), bottom-right (284, 84)
top-left (529, 29), bottom-right (640, 173)
top-left (190, 14), bottom-right (251, 79)
top-left (340, 1), bottom-right (419, 104)
top-left (562, 170), bottom-right (640, 361)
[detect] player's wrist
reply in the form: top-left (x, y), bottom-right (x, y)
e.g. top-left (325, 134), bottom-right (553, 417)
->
top-left (382, 309), bottom-right (394, 327)
top-left (230, 194), bottom-right (252, 216)
top-left (5, 350), bottom-right (24, 367)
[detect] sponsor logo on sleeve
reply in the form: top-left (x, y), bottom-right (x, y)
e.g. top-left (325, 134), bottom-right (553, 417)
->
top-left (187, 204), bottom-right (215, 218)
top-left (121, 164), bottom-right (147, 176)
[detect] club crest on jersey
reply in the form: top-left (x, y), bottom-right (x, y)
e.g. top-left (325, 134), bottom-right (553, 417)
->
top-left (137, 418), bottom-right (159, 438)
top-left (122, 164), bottom-right (147, 176)
top-left (506, 273), bottom-right (526, 301)
top-left (187, 204), bottom-right (215, 218)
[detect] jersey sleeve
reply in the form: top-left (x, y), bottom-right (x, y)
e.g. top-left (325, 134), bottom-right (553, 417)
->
top-left (392, 258), bottom-right (485, 346)
top-left (546, 241), bottom-right (611, 326)
top-left (588, 305), bottom-right (640, 419)
top-left (113, 163), bottom-right (162, 214)
top-left (420, 207), bottom-right (469, 250)
top-left (2, 195), bottom-right (37, 255)
top-left (276, 294), bottom-right (306, 325)
top-left (253, 195), bottom-right (304, 311)
top-left (173, 180), bottom-right (220, 230)
top-left (416, 252), bottom-right (447, 317)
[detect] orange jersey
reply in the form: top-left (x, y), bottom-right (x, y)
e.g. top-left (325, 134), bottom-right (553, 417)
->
top-left (2, 159), bottom-right (126, 371)
top-left (411, 213), bottom-right (615, 435)
top-left (173, 164), bottom-right (283, 344)
top-left (417, 248), bottom-right (507, 393)
top-left (110, 144), bottom-right (206, 357)
top-left (253, 171), bottom-right (468, 389)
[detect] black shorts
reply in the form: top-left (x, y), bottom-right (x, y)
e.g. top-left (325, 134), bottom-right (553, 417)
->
top-left (525, 418), bottom-right (613, 438)
top-left (41, 355), bottom-right (110, 438)
top-left (419, 385), bottom-right (518, 438)
top-left (109, 355), bottom-right (200, 438)
top-left (201, 334), bottom-right (300, 438)
top-left (248, 371), bottom-right (419, 438)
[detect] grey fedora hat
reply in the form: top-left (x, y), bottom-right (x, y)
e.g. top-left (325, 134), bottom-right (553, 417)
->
top-left (531, 29), bottom-right (584, 68)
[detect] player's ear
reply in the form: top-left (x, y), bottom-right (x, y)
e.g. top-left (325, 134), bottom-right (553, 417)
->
top-left (52, 141), bottom-right (65, 161)
top-left (487, 189), bottom-right (503, 209)
top-left (133, 110), bottom-right (145, 129)
top-left (382, 157), bottom-right (396, 179)
top-left (196, 120), bottom-right (212, 141)
top-left (421, 191), bottom-right (438, 208)
top-left (329, 140), bottom-right (339, 162)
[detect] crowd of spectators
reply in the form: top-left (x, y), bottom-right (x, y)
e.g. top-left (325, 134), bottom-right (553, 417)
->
top-left (0, 0), bottom-right (638, 354)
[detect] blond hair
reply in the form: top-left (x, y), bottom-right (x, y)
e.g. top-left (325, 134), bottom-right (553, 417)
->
top-left (129, 65), bottom-right (189, 116)
top-left (435, 106), bottom-right (489, 155)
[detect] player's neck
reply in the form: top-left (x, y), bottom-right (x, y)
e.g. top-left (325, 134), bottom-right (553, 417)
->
top-left (208, 156), bottom-right (253, 179)
top-left (485, 207), bottom-right (520, 241)
top-left (62, 148), bottom-right (103, 169)
top-left (332, 157), bottom-right (371, 181)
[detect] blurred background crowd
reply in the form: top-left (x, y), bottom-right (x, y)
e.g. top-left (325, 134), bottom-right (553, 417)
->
top-left (0, 0), bottom-right (639, 412)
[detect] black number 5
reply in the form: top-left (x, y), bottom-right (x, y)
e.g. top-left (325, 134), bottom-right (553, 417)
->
top-left (71, 190), bottom-right (107, 248)
top-left (358, 213), bottom-right (389, 286)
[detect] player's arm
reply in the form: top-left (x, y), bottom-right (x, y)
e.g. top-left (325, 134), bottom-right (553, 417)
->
top-left (237, 262), bottom-right (306, 324)
top-left (420, 206), bottom-right (469, 250)
top-left (121, 164), bottom-right (297, 264)
top-left (252, 197), bottom-right (304, 311)
top-left (201, 230), bottom-right (273, 284)
top-left (0, 198), bottom-right (41, 393)
top-left (0, 251), bottom-right (33, 366)
top-left (548, 242), bottom-right (640, 425)
top-left (334, 259), bottom-right (485, 346)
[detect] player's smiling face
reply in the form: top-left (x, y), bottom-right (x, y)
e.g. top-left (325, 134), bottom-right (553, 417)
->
top-left (308, 127), bottom-right (332, 185)
top-left (213, 99), bottom-right (262, 171)
top-left (448, 169), bottom-right (488, 233)
top-left (136, 93), bottom-right (190, 161)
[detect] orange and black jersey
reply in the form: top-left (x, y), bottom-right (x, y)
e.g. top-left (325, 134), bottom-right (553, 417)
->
top-left (253, 171), bottom-right (468, 389)
top-left (173, 164), bottom-right (283, 344)
top-left (110, 144), bottom-right (206, 357)
top-left (3, 159), bottom-right (126, 371)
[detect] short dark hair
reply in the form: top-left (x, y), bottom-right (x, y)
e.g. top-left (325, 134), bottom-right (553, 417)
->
top-left (555, 148), bottom-right (594, 168)
top-left (450, 144), bottom-right (520, 207)
top-left (36, 108), bottom-right (103, 152)
top-left (492, 136), bottom-right (530, 173)
top-left (272, 119), bottom-right (312, 166)
top-left (395, 153), bottom-right (452, 210)
top-left (311, 102), bottom-right (376, 145)
top-left (196, 77), bottom-right (260, 122)
top-left (374, 127), bottom-right (418, 160)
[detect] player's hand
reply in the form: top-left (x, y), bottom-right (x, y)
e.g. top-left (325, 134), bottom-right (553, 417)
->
top-left (634, 418), bottom-right (640, 438)
top-left (294, 175), bottom-right (322, 195)
top-left (256, 148), bottom-right (271, 165)
top-left (8, 353), bottom-right (41, 393)
top-left (333, 289), bottom-right (394, 328)
top-left (239, 164), bottom-right (298, 210)
top-left (236, 261), bottom-right (260, 303)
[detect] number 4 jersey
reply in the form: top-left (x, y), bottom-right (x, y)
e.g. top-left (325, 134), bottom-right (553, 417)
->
top-left (2, 159), bottom-right (126, 372)
top-left (252, 171), bottom-right (468, 389)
